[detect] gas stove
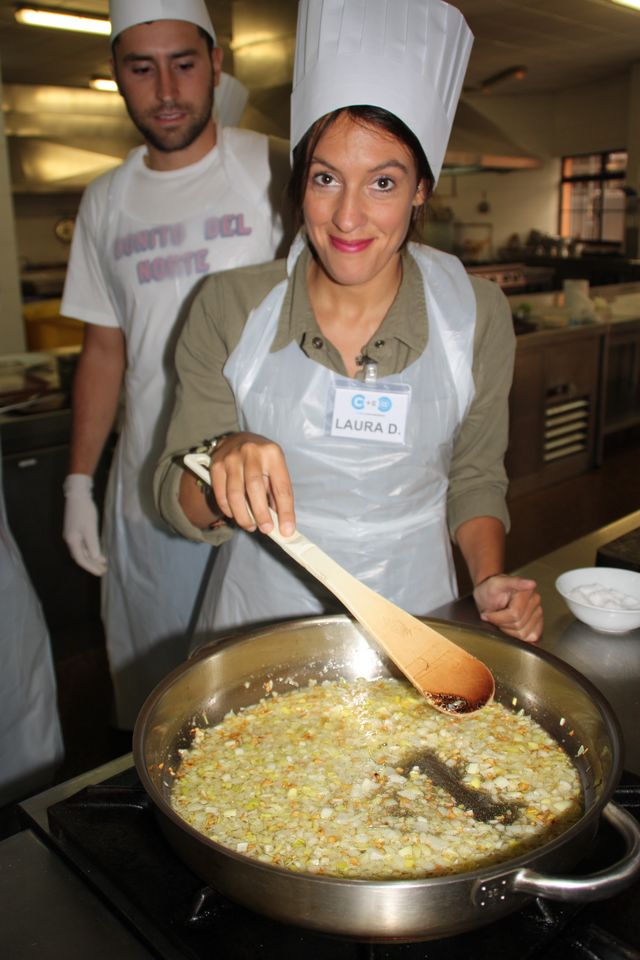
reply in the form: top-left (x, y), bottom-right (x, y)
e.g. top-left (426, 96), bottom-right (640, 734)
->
top-left (467, 262), bottom-right (529, 292)
top-left (465, 262), bottom-right (556, 294)
top-left (16, 761), bottom-right (640, 960)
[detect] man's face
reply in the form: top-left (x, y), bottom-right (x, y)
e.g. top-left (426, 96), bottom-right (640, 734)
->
top-left (111, 19), bottom-right (222, 168)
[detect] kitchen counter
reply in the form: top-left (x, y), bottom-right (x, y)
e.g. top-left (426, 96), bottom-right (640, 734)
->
top-left (432, 509), bottom-right (640, 776)
top-left (513, 510), bottom-right (640, 776)
top-left (0, 824), bottom-right (153, 959)
top-left (519, 255), bottom-right (640, 290)
top-left (508, 280), bottom-right (640, 341)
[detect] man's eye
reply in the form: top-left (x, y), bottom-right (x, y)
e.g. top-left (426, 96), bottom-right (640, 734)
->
top-left (177, 60), bottom-right (195, 71)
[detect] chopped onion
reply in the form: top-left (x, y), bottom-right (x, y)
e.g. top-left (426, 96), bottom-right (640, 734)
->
top-left (172, 677), bottom-right (582, 881)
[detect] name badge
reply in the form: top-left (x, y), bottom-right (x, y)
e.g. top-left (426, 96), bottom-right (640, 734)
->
top-left (328, 379), bottom-right (411, 445)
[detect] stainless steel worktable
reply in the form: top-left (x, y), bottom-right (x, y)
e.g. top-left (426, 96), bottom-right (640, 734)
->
top-left (433, 510), bottom-right (640, 776)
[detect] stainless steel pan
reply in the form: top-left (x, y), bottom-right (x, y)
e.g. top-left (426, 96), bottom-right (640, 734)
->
top-left (133, 616), bottom-right (640, 941)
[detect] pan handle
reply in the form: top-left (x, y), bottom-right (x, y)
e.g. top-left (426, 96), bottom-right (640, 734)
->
top-left (473, 802), bottom-right (640, 907)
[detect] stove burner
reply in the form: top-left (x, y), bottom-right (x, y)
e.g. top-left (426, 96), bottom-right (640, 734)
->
top-left (465, 262), bottom-right (556, 295)
top-left (38, 769), bottom-right (640, 960)
top-left (467, 262), bottom-right (529, 291)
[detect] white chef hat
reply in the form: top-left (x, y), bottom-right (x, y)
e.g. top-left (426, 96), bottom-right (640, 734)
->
top-left (110, 0), bottom-right (216, 43)
top-left (214, 73), bottom-right (250, 128)
top-left (291, 0), bottom-right (473, 184)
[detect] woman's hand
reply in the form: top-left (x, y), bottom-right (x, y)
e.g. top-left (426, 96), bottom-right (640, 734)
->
top-left (210, 432), bottom-right (296, 536)
top-left (473, 575), bottom-right (543, 644)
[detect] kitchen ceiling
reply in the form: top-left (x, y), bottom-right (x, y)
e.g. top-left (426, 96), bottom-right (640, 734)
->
top-left (1, 0), bottom-right (639, 96)
top-left (1, 0), bottom-right (639, 188)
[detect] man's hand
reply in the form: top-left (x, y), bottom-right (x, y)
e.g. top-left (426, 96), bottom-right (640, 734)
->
top-left (63, 474), bottom-right (107, 576)
top-left (473, 574), bottom-right (543, 643)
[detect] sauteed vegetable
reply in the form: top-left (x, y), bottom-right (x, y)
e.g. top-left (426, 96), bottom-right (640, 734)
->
top-left (171, 677), bottom-right (582, 880)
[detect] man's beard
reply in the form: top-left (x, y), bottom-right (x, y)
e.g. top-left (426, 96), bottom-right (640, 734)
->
top-left (127, 86), bottom-right (214, 154)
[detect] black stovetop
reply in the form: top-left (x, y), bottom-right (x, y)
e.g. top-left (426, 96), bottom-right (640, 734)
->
top-left (28, 767), bottom-right (640, 960)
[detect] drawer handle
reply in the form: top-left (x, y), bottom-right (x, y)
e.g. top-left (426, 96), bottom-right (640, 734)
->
top-left (546, 382), bottom-right (575, 399)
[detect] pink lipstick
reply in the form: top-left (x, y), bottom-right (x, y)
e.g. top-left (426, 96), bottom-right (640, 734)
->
top-left (329, 236), bottom-right (374, 253)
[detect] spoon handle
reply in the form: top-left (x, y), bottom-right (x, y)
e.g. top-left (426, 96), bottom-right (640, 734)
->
top-left (183, 452), bottom-right (494, 712)
top-left (261, 512), bottom-right (464, 685)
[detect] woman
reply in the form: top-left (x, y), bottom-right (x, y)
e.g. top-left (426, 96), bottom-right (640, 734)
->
top-left (155, 0), bottom-right (543, 646)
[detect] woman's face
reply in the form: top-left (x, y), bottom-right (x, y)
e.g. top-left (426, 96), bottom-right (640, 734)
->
top-left (302, 113), bottom-right (426, 290)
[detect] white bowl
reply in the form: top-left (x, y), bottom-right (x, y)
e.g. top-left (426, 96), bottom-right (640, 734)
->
top-left (555, 567), bottom-right (640, 634)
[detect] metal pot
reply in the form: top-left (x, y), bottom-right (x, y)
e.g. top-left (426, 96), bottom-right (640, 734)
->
top-left (133, 616), bottom-right (640, 941)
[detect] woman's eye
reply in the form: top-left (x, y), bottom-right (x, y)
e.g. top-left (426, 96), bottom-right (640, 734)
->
top-left (312, 172), bottom-right (337, 187)
top-left (374, 176), bottom-right (395, 191)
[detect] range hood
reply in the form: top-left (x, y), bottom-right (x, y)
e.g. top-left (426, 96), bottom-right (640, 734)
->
top-left (5, 85), bottom-right (142, 194)
top-left (3, 83), bottom-right (540, 193)
top-left (443, 101), bottom-right (541, 175)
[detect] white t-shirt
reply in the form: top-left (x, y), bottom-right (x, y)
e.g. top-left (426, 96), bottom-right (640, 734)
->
top-left (62, 126), bottom-right (285, 329)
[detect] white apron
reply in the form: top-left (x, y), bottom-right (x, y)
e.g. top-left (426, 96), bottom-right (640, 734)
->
top-left (0, 439), bottom-right (64, 804)
top-left (100, 136), bottom-right (280, 728)
top-left (194, 241), bottom-right (476, 642)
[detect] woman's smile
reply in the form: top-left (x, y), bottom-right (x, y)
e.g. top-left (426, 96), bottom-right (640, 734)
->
top-left (329, 236), bottom-right (375, 253)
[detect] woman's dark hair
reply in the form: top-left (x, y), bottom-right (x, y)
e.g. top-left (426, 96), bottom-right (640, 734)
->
top-left (287, 106), bottom-right (435, 237)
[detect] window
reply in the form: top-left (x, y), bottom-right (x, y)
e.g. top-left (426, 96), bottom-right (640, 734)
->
top-left (560, 150), bottom-right (627, 243)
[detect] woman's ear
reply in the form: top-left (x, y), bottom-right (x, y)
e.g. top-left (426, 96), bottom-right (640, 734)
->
top-left (413, 177), bottom-right (431, 208)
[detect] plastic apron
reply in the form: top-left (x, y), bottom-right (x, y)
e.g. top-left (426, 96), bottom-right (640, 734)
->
top-left (100, 135), bottom-right (279, 728)
top-left (194, 240), bottom-right (476, 641)
top-left (0, 438), bottom-right (64, 804)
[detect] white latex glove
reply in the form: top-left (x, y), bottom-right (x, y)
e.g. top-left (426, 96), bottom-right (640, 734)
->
top-left (63, 474), bottom-right (107, 576)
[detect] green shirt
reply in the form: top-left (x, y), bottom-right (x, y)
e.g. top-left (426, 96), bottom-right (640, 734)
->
top-left (155, 245), bottom-right (515, 545)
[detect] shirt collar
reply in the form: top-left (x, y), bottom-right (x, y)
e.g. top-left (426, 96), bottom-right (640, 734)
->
top-left (270, 243), bottom-right (429, 357)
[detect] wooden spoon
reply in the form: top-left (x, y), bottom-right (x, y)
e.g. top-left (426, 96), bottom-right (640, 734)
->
top-left (184, 453), bottom-right (495, 715)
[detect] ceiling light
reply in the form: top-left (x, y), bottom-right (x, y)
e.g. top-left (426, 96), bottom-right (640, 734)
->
top-left (89, 76), bottom-right (118, 93)
top-left (609, 0), bottom-right (640, 9)
top-left (479, 65), bottom-right (527, 93)
top-left (15, 6), bottom-right (110, 35)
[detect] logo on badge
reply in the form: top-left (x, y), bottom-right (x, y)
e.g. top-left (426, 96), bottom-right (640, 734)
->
top-left (352, 394), bottom-right (366, 411)
top-left (378, 396), bottom-right (392, 413)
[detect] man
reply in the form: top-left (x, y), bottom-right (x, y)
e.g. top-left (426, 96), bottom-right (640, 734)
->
top-left (62, 0), bottom-right (289, 729)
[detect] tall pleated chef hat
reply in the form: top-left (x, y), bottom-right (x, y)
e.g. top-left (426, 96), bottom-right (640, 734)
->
top-left (291, 0), bottom-right (473, 184)
top-left (110, 0), bottom-right (216, 43)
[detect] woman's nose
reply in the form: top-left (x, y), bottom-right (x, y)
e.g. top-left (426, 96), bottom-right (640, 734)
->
top-left (332, 187), bottom-right (366, 233)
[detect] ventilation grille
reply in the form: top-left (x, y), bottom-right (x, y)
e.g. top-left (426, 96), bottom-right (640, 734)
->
top-left (544, 397), bottom-right (590, 462)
